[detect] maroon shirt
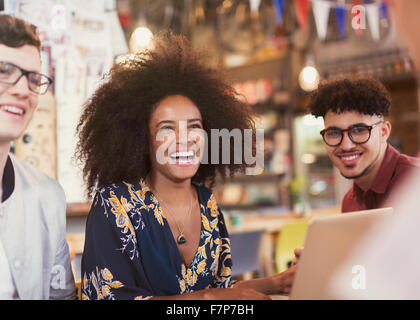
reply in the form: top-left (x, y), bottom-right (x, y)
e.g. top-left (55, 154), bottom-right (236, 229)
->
top-left (342, 145), bottom-right (420, 213)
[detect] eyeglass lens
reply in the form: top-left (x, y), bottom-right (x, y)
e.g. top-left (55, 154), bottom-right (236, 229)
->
top-left (0, 61), bottom-right (51, 94)
top-left (324, 126), bottom-right (371, 146)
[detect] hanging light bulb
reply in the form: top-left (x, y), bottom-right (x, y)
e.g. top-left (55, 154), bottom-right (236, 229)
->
top-left (129, 26), bottom-right (153, 52)
top-left (299, 55), bottom-right (320, 92)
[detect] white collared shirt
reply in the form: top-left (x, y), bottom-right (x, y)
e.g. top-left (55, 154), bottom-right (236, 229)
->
top-left (0, 155), bottom-right (18, 299)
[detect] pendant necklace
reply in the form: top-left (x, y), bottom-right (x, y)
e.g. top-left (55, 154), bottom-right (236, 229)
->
top-left (148, 179), bottom-right (193, 245)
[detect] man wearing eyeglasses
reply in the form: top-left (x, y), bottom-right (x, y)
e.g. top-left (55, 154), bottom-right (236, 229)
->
top-left (0, 14), bottom-right (76, 299)
top-left (307, 77), bottom-right (420, 213)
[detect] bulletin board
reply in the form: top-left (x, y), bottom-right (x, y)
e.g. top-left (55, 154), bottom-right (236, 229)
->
top-left (4, 0), bottom-right (117, 202)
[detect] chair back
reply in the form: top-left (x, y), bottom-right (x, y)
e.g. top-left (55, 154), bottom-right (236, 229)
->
top-left (230, 230), bottom-right (264, 278)
top-left (275, 219), bottom-right (309, 273)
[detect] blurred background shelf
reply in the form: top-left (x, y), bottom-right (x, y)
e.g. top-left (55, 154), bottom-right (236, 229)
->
top-left (66, 202), bottom-right (91, 217)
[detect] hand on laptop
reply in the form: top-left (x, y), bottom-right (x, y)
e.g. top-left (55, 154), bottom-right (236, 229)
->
top-left (262, 265), bottom-right (297, 294)
top-left (280, 264), bottom-right (296, 294)
top-left (232, 265), bottom-right (296, 295)
top-left (202, 288), bottom-right (272, 300)
top-left (292, 247), bottom-right (303, 266)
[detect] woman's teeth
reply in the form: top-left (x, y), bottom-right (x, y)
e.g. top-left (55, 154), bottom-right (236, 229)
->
top-left (169, 151), bottom-right (195, 160)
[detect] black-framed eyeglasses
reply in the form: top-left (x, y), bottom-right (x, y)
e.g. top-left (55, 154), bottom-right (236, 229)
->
top-left (320, 120), bottom-right (384, 147)
top-left (0, 61), bottom-right (52, 95)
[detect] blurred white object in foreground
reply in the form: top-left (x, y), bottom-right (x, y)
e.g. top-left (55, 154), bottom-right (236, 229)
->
top-left (328, 168), bottom-right (420, 299)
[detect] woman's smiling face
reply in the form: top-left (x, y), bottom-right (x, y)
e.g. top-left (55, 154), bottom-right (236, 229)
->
top-left (148, 94), bottom-right (205, 183)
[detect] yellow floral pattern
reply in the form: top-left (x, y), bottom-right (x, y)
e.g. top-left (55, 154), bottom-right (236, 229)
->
top-left (176, 193), bottom-right (234, 293)
top-left (82, 267), bottom-right (124, 300)
top-left (82, 180), bottom-right (235, 300)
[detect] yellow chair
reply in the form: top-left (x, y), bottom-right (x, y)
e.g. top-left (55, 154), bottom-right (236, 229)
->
top-left (66, 233), bottom-right (85, 300)
top-left (76, 280), bottom-right (82, 300)
top-left (275, 219), bottom-right (309, 273)
top-left (230, 230), bottom-right (264, 279)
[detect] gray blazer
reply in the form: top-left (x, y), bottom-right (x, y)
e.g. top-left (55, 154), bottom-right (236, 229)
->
top-left (0, 154), bottom-right (77, 299)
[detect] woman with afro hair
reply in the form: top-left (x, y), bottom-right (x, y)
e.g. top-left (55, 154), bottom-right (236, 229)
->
top-left (77, 32), bottom-right (295, 300)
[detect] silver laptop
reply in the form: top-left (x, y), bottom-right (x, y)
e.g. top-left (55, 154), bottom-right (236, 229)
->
top-left (290, 207), bottom-right (393, 300)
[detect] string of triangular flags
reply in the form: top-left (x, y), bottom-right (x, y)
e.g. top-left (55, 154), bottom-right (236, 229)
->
top-left (248, 0), bottom-right (392, 41)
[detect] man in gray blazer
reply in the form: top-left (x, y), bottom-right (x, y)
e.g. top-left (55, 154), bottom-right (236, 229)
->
top-left (0, 14), bottom-right (76, 299)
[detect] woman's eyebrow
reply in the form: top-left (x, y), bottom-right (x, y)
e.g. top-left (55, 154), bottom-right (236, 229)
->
top-left (156, 118), bottom-right (202, 127)
top-left (188, 118), bottom-right (202, 123)
top-left (156, 120), bottom-right (175, 127)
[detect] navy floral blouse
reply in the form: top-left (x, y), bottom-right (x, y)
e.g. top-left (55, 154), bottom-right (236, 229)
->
top-left (81, 179), bottom-right (235, 300)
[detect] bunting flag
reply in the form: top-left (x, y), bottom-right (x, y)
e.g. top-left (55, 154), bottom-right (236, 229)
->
top-left (309, 0), bottom-right (390, 41)
top-left (249, 0), bottom-right (261, 13)
top-left (379, 2), bottom-right (389, 27)
top-left (312, 0), bottom-right (331, 40)
top-left (335, 4), bottom-right (347, 39)
top-left (379, 2), bottom-right (388, 20)
top-left (273, 0), bottom-right (285, 25)
top-left (294, 0), bottom-right (310, 30)
top-left (352, 0), bottom-right (364, 37)
top-left (366, 3), bottom-right (380, 41)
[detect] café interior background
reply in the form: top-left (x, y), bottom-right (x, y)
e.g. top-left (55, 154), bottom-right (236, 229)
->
top-left (2, 0), bottom-right (419, 281)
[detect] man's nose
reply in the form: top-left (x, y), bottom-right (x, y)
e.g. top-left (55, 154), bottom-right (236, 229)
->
top-left (340, 131), bottom-right (357, 149)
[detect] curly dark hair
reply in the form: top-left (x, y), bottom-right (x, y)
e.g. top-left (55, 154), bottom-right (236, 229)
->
top-left (75, 32), bottom-right (256, 197)
top-left (307, 77), bottom-right (391, 118)
top-left (0, 14), bottom-right (41, 51)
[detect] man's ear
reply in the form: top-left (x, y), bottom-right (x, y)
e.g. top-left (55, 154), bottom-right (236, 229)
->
top-left (381, 120), bottom-right (391, 142)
